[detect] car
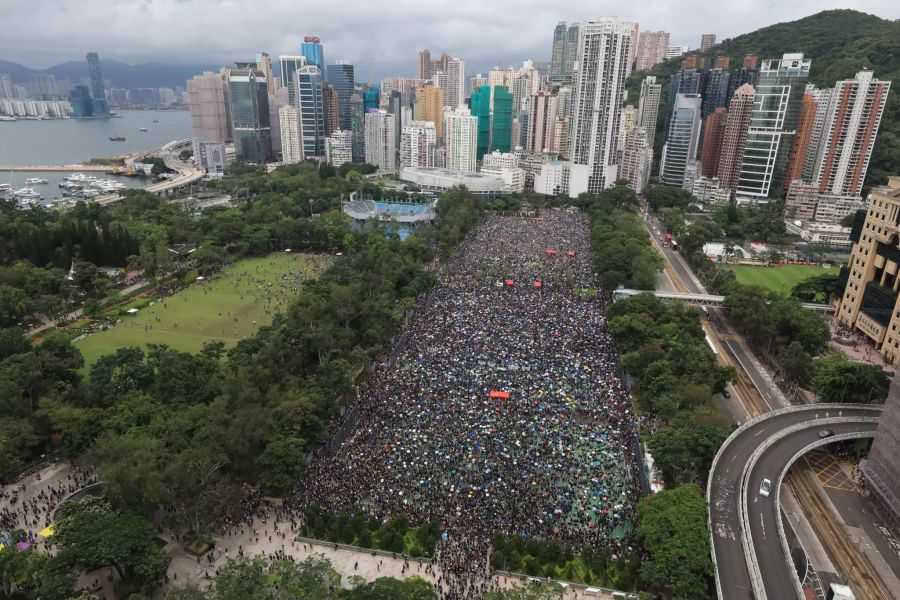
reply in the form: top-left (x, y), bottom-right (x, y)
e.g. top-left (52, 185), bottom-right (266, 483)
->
top-left (759, 478), bottom-right (772, 497)
top-left (722, 390), bottom-right (731, 399)
top-left (817, 429), bottom-right (835, 439)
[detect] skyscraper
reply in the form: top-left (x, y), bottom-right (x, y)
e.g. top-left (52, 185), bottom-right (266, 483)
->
top-left (550, 22), bottom-right (581, 84)
top-left (279, 56), bottom-right (307, 106)
top-left (443, 107), bottom-right (478, 173)
top-left (802, 88), bottom-right (833, 182)
top-left (735, 53), bottom-right (811, 204)
top-left (400, 121), bottom-right (437, 168)
top-left (279, 104), bottom-right (302, 163)
top-left (326, 60), bottom-right (355, 131)
top-left (700, 34), bottom-right (717, 52)
top-left (68, 85), bottom-right (93, 118)
top-left (363, 87), bottom-right (379, 112)
top-left (414, 85), bottom-right (444, 138)
top-left (187, 71), bottom-right (233, 144)
top-left (419, 49), bottom-right (434, 81)
top-left (567, 17), bottom-right (635, 197)
top-left (349, 92), bottom-right (365, 162)
top-left (814, 70), bottom-right (891, 197)
top-left (716, 84), bottom-right (756, 192)
top-left (700, 107), bottom-right (728, 177)
top-left (701, 68), bottom-right (731, 119)
top-left (255, 52), bottom-right (275, 94)
top-left (620, 127), bottom-right (653, 193)
top-left (634, 31), bottom-right (670, 73)
top-left (470, 86), bottom-right (491, 159)
top-left (365, 110), bottom-right (397, 172)
top-left (491, 86), bottom-right (513, 153)
top-left (783, 92), bottom-right (818, 191)
top-left (441, 58), bottom-right (466, 109)
top-left (85, 52), bottom-right (109, 115)
top-left (300, 36), bottom-right (324, 72)
top-left (659, 93), bottom-right (702, 186)
top-left (322, 83), bottom-right (339, 136)
top-left (294, 66), bottom-right (326, 159)
top-left (228, 65), bottom-right (272, 164)
top-left (636, 76), bottom-right (661, 149)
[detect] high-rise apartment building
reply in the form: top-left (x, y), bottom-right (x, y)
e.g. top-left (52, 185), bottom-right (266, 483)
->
top-left (187, 71), bottom-right (233, 144)
top-left (636, 76), bottom-right (661, 150)
top-left (443, 107), bottom-right (478, 173)
top-left (803, 88), bottom-right (833, 182)
top-left (492, 86), bottom-right (513, 153)
top-left (525, 91), bottom-right (559, 154)
top-left (550, 22), bottom-right (581, 84)
top-left (700, 34), bottom-right (717, 52)
top-left (617, 105), bottom-right (636, 153)
top-left (322, 83), bottom-right (339, 136)
top-left (666, 45), bottom-right (689, 60)
top-left (86, 52), bottom-right (109, 115)
top-left (735, 53), bottom-right (811, 205)
top-left (350, 92), bottom-right (365, 162)
top-left (279, 56), bottom-right (307, 106)
top-left (229, 65), bottom-right (272, 164)
top-left (326, 61), bottom-right (355, 131)
top-left (365, 110), bottom-right (397, 172)
top-left (634, 31), bottom-right (670, 73)
top-left (567, 17), bottom-right (634, 197)
top-left (294, 66), bottom-right (326, 159)
top-left (400, 121), bottom-right (437, 168)
top-left (279, 104), bottom-right (302, 163)
top-left (300, 36), bottom-right (324, 72)
top-left (0, 74), bottom-right (13, 99)
top-left (861, 374), bottom-right (900, 525)
top-left (440, 58), bottom-right (466, 109)
top-left (620, 126), bottom-right (653, 194)
top-left (659, 93), bottom-right (702, 186)
top-left (783, 91), bottom-right (818, 190)
top-left (470, 86), bottom-right (491, 159)
top-left (419, 49), bottom-right (434, 81)
top-left (814, 70), bottom-right (890, 197)
top-left (325, 129), bottom-right (353, 167)
top-left (716, 83), bottom-right (755, 192)
top-left (414, 85), bottom-right (444, 138)
top-left (700, 107), bottom-right (728, 177)
top-left (470, 74), bottom-right (487, 96)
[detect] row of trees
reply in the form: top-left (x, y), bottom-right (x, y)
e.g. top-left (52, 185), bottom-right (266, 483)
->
top-left (301, 506), bottom-right (441, 557)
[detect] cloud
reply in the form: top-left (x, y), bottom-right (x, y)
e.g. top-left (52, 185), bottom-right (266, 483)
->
top-left (1, 0), bottom-right (898, 76)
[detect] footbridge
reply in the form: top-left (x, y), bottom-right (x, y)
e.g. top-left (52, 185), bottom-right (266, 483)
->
top-left (613, 289), bottom-right (835, 313)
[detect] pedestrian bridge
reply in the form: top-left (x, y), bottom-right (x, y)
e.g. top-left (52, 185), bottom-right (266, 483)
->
top-left (613, 289), bottom-right (835, 313)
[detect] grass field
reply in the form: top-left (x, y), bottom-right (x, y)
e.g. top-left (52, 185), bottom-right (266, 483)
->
top-left (75, 253), bottom-right (326, 368)
top-left (723, 263), bottom-right (835, 295)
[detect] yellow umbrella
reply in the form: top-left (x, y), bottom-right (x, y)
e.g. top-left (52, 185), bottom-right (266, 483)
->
top-left (38, 526), bottom-right (54, 538)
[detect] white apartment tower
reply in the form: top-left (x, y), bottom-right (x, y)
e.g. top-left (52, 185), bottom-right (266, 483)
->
top-left (636, 76), bottom-right (661, 149)
top-left (567, 17), bottom-right (635, 197)
top-left (325, 129), bottom-right (353, 167)
top-left (279, 104), bottom-right (302, 163)
top-left (365, 110), bottom-right (398, 172)
top-left (443, 107), bottom-right (478, 173)
top-left (400, 120), bottom-right (437, 168)
top-left (441, 58), bottom-right (466, 110)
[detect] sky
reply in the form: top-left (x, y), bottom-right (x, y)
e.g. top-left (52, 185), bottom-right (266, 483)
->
top-left (2, 0), bottom-right (899, 77)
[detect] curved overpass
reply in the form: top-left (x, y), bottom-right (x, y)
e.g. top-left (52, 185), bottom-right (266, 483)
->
top-left (709, 404), bottom-right (882, 599)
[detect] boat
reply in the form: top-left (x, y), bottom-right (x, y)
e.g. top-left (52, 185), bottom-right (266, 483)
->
top-left (109, 135), bottom-right (126, 142)
top-left (13, 187), bottom-right (42, 200)
top-left (24, 177), bottom-right (48, 185)
top-left (0, 183), bottom-right (11, 193)
top-left (152, 119), bottom-right (159, 123)
top-left (66, 173), bottom-right (98, 183)
top-left (138, 127), bottom-right (148, 132)
top-left (59, 181), bottom-right (81, 190)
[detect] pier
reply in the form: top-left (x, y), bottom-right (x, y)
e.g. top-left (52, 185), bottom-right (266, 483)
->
top-left (0, 164), bottom-right (112, 172)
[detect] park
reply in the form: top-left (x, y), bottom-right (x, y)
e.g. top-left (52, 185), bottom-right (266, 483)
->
top-left (74, 253), bottom-right (327, 367)
top-left (723, 263), bottom-right (835, 295)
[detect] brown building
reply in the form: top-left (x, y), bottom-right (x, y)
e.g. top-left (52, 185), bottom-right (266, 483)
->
top-left (714, 56), bottom-right (732, 70)
top-left (715, 83), bottom-right (755, 191)
top-left (322, 83), bottom-right (339, 137)
top-left (700, 107), bottom-right (728, 177)
top-left (743, 54), bottom-right (759, 69)
top-left (413, 85), bottom-right (444, 138)
top-left (784, 181), bottom-right (820, 221)
top-left (861, 375), bottom-right (900, 528)
top-left (783, 92), bottom-right (818, 194)
top-left (681, 54), bottom-right (698, 69)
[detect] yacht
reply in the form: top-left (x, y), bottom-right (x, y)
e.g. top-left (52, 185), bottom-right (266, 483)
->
top-left (0, 183), bottom-right (11, 194)
top-left (59, 181), bottom-right (81, 190)
top-left (138, 127), bottom-right (148, 132)
top-left (79, 189), bottom-right (100, 198)
top-left (13, 187), bottom-right (42, 200)
top-left (24, 177), bottom-right (48, 185)
top-left (67, 173), bottom-right (98, 184)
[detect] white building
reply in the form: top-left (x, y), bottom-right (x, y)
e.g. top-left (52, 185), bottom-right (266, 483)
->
top-left (325, 129), bottom-right (353, 167)
top-left (400, 120), bottom-right (437, 169)
top-left (690, 176), bottom-right (731, 205)
top-left (666, 45), bottom-right (689, 60)
top-left (567, 17), bottom-right (635, 198)
top-left (619, 127), bottom-right (652, 194)
top-left (637, 76), bottom-right (662, 149)
top-left (443, 107), bottom-right (478, 173)
top-left (279, 104), bottom-right (303, 163)
top-left (365, 110), bottom-right (397, 172)
top-left (441, 58), bottom-right (466, 110)
top-left (534, 160), bottom-right (571, 196)
top-left (400, 166), bottom-right (509, 196)
top-left (785, 220), bottom-right (852, 247)
top-left (481, 165), bottom-right (525, 193)
top-left (193, 140), bottom-right (228, 176)
top-left (482, 151), bottom-right (520, 170)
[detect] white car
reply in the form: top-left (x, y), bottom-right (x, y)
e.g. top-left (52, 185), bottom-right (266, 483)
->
top-left (759, 478), bottom-right (772, 497)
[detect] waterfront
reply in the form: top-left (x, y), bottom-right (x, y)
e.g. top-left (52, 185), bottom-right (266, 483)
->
top-left (0, 109), bottom-right (191, 165)
top-left (0, 170), bottom-right (151, 205)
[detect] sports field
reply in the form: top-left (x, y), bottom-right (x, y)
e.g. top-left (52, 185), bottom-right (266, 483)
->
top-left (75, 253), bottom-right (326, 368)
top-left (723, 263), bottom-right (834, 295)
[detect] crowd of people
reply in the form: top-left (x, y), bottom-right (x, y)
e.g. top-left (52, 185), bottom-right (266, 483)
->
top-left (297, 211), bottom-right (643, 597)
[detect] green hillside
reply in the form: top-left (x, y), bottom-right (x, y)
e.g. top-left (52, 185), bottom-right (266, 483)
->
top-left (626, 9), bottom-right (900, 191)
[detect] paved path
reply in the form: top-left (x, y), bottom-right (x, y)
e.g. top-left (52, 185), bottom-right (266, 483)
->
top-left (27, 279), bottom-right (150, 337)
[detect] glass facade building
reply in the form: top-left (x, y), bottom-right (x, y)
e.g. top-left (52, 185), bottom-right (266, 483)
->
top-left (300, 37), bottom-right (324, 72)
top-left (363, 87), bottom-right (379, 112)
top-left (659, 93), bottom-right (702, 186)
top-left (68, 85), bottom-right (93, 118)
top-left (350, 92), bottom-right (365, 162)
top-left (86, 52), bottom-right (109, 115)
top-left (279, 56), bottom-right (306, 107)
top-left (326, 61), bottom-right (355, 131)
top-left (228, 67), bottom-right (273, 164)
top-left (295, 66), bottom-right (326, 158)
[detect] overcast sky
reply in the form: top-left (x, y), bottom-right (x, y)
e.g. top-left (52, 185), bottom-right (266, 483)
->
top-left (2, 0), bottom-right (899, 76)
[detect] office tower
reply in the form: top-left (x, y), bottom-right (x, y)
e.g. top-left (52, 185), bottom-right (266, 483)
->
top-left (617, 105), bottom-right (636, 153)
top-left (550, 22), bottom-right (568, 82)
top-left (701, 68), bottom-right (731, 119)
top-left (659, 93), bottom-right (702, 186)
top-left (414, 85), bottom-right (444, 138)
top-left (620, 127), bottom-right (652, 193)
top-left (783, 92), bottom-right (817, 190)
top-left (664, 68), bottom-right (702, 141)
top-left (85, 52), bottom-right (109, 115)
top-left (525, 91), bottom-right (558, 154)
top-left (363, 87), bottom-right (379, 112)
top-left (187, 72), bottom-right (233, 143)
top-left (0, 74), bottom-right (12, 99)
top-left (735, 53), bottom-right (811, 204)
top-left (814, 70), bottom-right (891, 197)
top-left (634, 31), bottom-right (670, 72)
top-left (492, 86), bottom-right (513, 153)
top-left (700, 107), bottom-right (728, 177)
top-left (364, 110), bottom-right (397, 171)
top-left (300, 36), bottom-right (324, 72)
top-left (400, 121), bottom-right (437, 168)
top-left (388, 90), bottom-right (403, 166)
top-left (444, 107), bottom-right (478, 172)
top-left (419, 49), bottom-right (434, 80)
top-left (255, 52), bottom-right (275, 93)
top-left (294, 66), bottom-right (326, 159)
top-left (279, 56), bottom-right (306, 106)
top-left (322, 83), bottom-right (339, 136)
top-left (279, 105), bottom-right (302, 163)
top-left (862, 374), bottom-right (900, 524)
top-left (68, 85), bottom-right (93, 118)
top-left (229, 65), bottom-right (272, 164)
top-left (324, 61), bottom-right (354, 131)
top-left (636, 76), bottom-right (661, 149)
top-left (440, 58), bottom-right (465, 109)
top-left (325, 129), bottom-right (353, 167)
top-left (350, 92), bottom-right (365, 162)
top-left (567, 17), bottom-right (635, 197)
top-left (700, 34), bottom-right (717, 52)
top-left (470, 86), bottom-right (491, 158)
top-left (716, 84), bottom-right (755, 192)
top-left (550, 22), bottom-right (580, 84)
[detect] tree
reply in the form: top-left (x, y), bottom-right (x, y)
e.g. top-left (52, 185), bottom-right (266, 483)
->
top-left (648, 422), bottom-right (728, 487)
top-left (85, 433), bottom-right (172, 510)
top-left (791, 272), bottom-right (840, 303)
top-left (255, 435), bottom-right (308, 495)
top-left (210, 556), bottom-right (270, 600)
top-left (636, 485), bottom-right (713, 600)
top-left (484, 582), bottom-right (566, 599)
top-left (0, 284), bottom-right (30, 327)
top-left (343, 575), bottom-right (436, 599)
top-left (777, 341), bottom-right (814, 386)
top-left (812, 354), bottom-right (891, 403)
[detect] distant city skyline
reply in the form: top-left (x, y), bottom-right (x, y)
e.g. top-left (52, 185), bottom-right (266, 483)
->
top-left (2, 0), bottom-right (900, 76)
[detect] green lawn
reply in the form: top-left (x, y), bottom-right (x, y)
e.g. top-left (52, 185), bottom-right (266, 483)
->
top-left (723, 264), bottom-right (835, 295)
top-left (75, 253), bottom-right (326, 368)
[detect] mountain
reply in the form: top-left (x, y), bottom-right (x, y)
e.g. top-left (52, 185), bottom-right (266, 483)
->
top-left (0, 58), bottom-right (222, 89)
top-left (626, 9), bottom-right (900, 191)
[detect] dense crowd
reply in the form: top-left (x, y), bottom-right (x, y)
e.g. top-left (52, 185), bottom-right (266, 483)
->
top-left (297, 212), bottom-right (643, 598)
